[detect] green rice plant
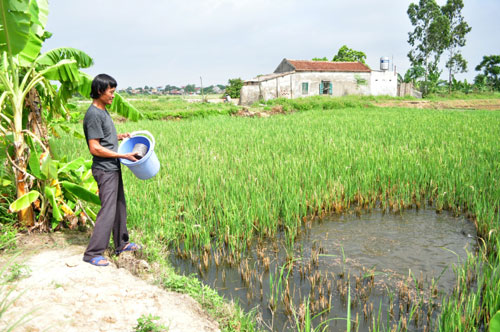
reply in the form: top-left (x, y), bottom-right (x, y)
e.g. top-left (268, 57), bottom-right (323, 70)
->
top-left (292, 297), bottom-right (334, 332)
top-left (268, 262), bottom-right (292, 312)
top-left (371, 301), bottom-right (382, 332)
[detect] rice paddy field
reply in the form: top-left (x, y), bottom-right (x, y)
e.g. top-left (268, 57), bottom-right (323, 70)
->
top-left (52, 96), bottom-right (500, 331)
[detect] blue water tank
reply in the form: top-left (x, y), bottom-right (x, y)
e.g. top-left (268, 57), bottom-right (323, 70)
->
top-left (380, 57), bottom-right (389, 71)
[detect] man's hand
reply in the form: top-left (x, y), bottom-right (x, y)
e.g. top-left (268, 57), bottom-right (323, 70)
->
top-left (123, 152), bottom-right (139, 162)
top-left (118, 133), bottom-right (131, 140)
top-left (89, 138), bottom-right (139, 161)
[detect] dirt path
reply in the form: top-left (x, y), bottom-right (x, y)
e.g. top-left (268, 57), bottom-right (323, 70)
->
top-left (375, 98), bottom-right (500, 110)
top-left (0, 234), bottom-right (220, 332)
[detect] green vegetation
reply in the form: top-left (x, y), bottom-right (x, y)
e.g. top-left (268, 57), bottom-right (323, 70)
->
top-left (71, 96), bottom-right (239, 121)
top-left (312, 45), bottom-right (367, 64)
top-left (3, 262), bottom-right (31, 283)
top-left (129, 97), bottom-right (239, 120)
top-left (405, 0), bottom-right (500, 95)
top-left (161, 269), bottom-right (257, 331)
top-left (134, 314), bottom-right (169, 332)
top-left (332, 45), bottom-right (367, 64)
top-left (407, 0), bottom-right (450, 95)
top-left (442, 0), bottom-right (471, 91)
top-left (0, 0), bottom-right (140, 229)
top-left (0, 255), bottom-right (33, 332)
top-left (475, 55), bottom-right (500, 91)
top-left (407, 0), bottom-right (471, 95)
top-left (0, 163), bottom-right (17, 250)
top-left (51, 96), bottom-right (500, 331)
top-left (225, 78), bottom-right (244, 99)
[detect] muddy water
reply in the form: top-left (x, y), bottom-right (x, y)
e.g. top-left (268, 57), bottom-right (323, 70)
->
top-left (171, 210), bottom-right (477, 331)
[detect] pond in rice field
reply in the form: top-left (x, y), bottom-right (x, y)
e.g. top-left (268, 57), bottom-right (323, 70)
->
top-left (170, 209), bottom-right (477, 331)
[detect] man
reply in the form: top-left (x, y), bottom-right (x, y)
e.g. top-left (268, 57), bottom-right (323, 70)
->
top-left (82, 74), bottom-right (141, 266)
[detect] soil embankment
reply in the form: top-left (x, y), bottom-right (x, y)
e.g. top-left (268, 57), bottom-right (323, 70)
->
top-left (0, 233), bottom-right (219, 332)
top-left (375, 98), bottom-right (500, 110)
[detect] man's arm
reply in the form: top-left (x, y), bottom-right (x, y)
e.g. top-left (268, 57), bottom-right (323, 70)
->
top-left (88, 139), bottom-right (138, 162)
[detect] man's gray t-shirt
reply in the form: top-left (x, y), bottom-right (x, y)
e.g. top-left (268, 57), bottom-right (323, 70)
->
top-left (83, 105), bottom-right (120, 171)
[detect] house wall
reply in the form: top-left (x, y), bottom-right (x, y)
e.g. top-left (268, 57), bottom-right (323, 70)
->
top-left (291, 72), bottom-right (371, 98)
top-left (398, 82), bottom-right (422, 98)
top-left (240, 71), bottom-right (379, 105)
top-left (240, 82), bottom-right (261, 106)
top-left (370, 70), bottom-right (397, 96)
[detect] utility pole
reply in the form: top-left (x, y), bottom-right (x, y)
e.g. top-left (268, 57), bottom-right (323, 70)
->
top-left (200, 76), bottom-right (205, 102)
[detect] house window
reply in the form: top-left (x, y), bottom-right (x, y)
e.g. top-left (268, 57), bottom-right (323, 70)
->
top-left (320, 81), bottom-right (332, 95)
top-left (302, 82), bottom-right (309, 95)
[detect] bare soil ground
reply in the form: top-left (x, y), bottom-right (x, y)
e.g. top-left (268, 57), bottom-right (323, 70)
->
top-left (0, 233), bottom-right (219, 332)
top-left (233, 105), bottom-right (287, 118)
top-left (375, 98), bottom-right (500, 111)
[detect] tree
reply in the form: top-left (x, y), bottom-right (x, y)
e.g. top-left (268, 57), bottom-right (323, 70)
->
top-left (312, 57), bottom-right (328, 62)
top-left (332, 45), bottom-right (366, 64)
top-left (407, 0), bottom-right (450, 95)
top-left (475, 55), bottom-right (500, 91)
top-left (442, 0), bottom-right (471, 93)
top-left (225, 78), bottom-right (243, 99)
top-left (403, 66), bottom-right (426, 84)
top-left (0, 0), bottom-right (141, 227)
top-left (184, 84), bottom-right (195, 94)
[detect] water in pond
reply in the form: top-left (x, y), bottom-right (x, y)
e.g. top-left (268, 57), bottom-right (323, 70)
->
top-left (171, 210), bottom-right (477, 331)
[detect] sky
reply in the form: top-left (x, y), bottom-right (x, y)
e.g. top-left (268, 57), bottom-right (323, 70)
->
top-left (42, 0), bottom-right (500, 89)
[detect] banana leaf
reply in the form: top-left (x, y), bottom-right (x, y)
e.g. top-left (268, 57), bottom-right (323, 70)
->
top-left (36, 47), bottom-right (93, 68)
top-left (19, 0), bottom-right (48, 65)
top-left (60, 181), bottom-right (100, 206)
top-left (491, 310), bottom-right (500, 332)
top-left (110, 92), bottom-right (142, 121)
top-left (84, 206), bottom-right (97, 220)
top-left (28, 146), bottom-right (44, 180)
top-left (57, 157), bottom-right (85, 175)
top-left (40, 153), bottom-right (57, 179)
top-left (29, 0), bottom-right (48, 36)
top-left (78, 73), bottom-right (142, 121)
top-left (9, 190), bottom-right (39, 212)
top-left (0, 0), bottom-right (31, 56)
top-left (44, 186), bottom-right (62, 221)
top-left (39, 59), bottom-right (80, 83)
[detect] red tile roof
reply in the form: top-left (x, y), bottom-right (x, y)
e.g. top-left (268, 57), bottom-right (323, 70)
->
top-left (287, 59), bottom-right (371, 72)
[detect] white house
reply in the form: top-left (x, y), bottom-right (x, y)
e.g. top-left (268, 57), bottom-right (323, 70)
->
top-left (240, 59), bottom-right (398, 105)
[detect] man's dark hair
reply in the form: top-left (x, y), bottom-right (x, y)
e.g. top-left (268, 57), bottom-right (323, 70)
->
top-left (90, 74), bottom-right (117, 99)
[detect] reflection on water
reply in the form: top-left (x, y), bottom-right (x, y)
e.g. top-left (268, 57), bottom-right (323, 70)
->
top-left (309, 209), bottom-right (476, 292)
top-left (171, 210), bottom-right (477, 331)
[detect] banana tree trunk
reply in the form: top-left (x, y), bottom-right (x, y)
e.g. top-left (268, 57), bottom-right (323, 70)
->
top-left (27, 88), bottom-right (48, 146)
top-left (13, 131), bottom-right (35, 226)
top-left (10, 87), bottom-right (35, 226)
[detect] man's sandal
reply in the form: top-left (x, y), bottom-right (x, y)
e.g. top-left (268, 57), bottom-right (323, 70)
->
top-left (88, 256), bottom-right (109, 266)
top-left (116, 242), bottom-right (142, 255)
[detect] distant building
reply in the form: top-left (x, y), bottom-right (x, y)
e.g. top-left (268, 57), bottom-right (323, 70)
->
top-left (240, 59), bottom-right (398, 105)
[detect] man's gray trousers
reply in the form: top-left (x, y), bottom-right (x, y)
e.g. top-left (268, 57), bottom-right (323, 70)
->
top-left (83, 168), bottom-right (129, 262)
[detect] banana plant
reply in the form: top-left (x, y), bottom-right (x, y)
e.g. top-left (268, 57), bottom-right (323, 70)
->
top-left (0, 0), bottom-right (142, 227)
top-left (9, 140), bottom-right (100, 230)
